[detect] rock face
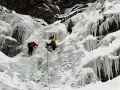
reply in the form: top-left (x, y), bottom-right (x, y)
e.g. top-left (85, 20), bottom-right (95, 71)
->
top-left (58, 0), bottom-right (96, 13)
top-left (0, 0), bottom-right (97, 23)
top-left (0, 36), bottom-right (21, 57)
top-left (0, 0), bottom-right (60, 24)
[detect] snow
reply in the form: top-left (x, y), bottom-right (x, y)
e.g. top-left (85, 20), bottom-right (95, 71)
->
top-left (98, 30), bottom-right (120, 47)
top-left (39, 76), bottom-right (120, 90)
top-left (81, 37), bottom-right (120, 66)
top-left (104, 0), bottom-right (120, 14)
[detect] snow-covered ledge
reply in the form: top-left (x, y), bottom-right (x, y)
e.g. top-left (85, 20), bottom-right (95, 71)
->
top-left (82, 36), bottom-right (120, 81)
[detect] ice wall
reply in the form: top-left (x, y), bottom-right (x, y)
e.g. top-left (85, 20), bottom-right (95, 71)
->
top-left (43, 22), bottom-right (67, 41)
top-left (0, 6), bottom-right (46, 44)
top-left (38, 0), bottom-right (120, 88)
top-left (69, 0), bottom-right (120, 84)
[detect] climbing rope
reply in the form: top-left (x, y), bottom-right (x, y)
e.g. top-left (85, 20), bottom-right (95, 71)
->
top-left (47, 50), bottom-right (50, 90)
top-left (46, 48), bottom-right (64, 90)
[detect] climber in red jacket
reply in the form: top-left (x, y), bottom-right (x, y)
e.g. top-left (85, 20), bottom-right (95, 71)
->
top-left (28, 41), bottom-right (38, 56)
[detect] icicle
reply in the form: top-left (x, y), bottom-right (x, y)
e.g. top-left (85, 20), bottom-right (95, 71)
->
top-left (93, 55), bottom-right (116, 79)
top-left (96, 57), bottom-right (102, 78)
top-left (93, 25), bottom-right (97, 37)
top-left (83, 35), bottom-right (97, 51)
top-left (109, 58), bottom-right (113, 78)
top-left (93, 59), bottom-right (98, 76)
top-left (118, 14), bottom-right (120, 21)
top-left (114, 58), bottom-right (119, 75)
top-left (99, 23), bottom-right (104, 35)
top-left (113, 14), bottom-right (119, 28)
top-left (103, 59), bottom-right (107, 77)
top-left (104, 55), bottom-right (111, 79)
top-left (103, 20), bottom-right (109, 33)
top-left (0, 35), bottom-right (5, 47)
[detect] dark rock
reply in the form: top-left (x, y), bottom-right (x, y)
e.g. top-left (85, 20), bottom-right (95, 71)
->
top-left (0, 37), bottom-right (21, 57)
top-left (0, 0), bottom-right (60, 23)
top-left (58, 0), bottom-right (96, 13)
top-left (67, 19), bottom-right (74, 34)
top-left (0, 0), bottom-right (97, 23)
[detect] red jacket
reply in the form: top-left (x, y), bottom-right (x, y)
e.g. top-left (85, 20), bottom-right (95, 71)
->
top-left (30, 41), bottom-right (38, 47)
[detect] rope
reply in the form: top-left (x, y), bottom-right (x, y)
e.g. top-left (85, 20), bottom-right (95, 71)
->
top-left (47, 50), bottom-right (50, 90)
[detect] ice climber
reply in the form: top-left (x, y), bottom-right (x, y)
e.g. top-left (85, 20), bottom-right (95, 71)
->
top-left (46, 36), bottom-right (57, 51)
top-left (28, 41), bottom-right (38, 55)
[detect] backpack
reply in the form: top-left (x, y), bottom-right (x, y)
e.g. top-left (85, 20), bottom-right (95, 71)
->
top-left (28, 43), bottom-right (32, 47)
top-left (51, 38), bottom-right (56, 43)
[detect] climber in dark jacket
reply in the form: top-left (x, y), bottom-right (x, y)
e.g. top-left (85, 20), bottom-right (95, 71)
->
top-left (28, 41), bottom-right (38, 55)
top-left (46, 36), bottom-right (57, 51)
